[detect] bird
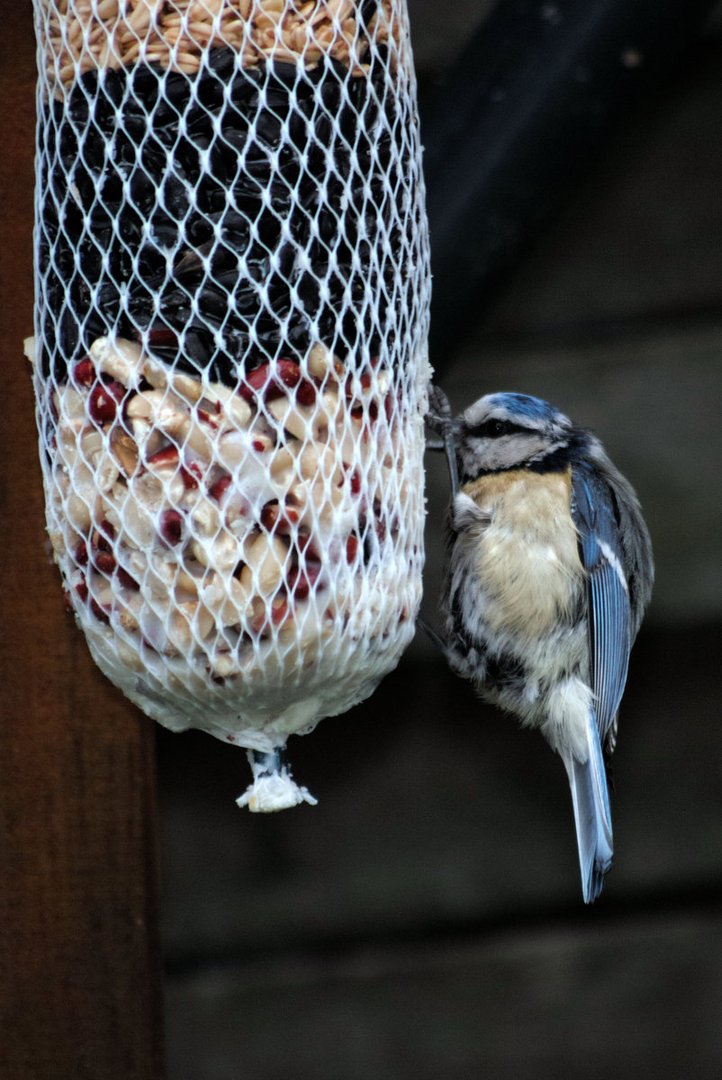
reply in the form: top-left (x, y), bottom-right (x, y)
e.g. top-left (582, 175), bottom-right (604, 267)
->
top-left (425, 385), bottom-right (654, 903)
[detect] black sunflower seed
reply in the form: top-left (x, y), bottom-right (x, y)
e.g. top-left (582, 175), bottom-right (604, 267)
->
top-left (38, 44), bottom-right (408, 383)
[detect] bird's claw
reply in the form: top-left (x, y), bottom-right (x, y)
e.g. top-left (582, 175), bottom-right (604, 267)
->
top-left (425, 383), bottom-right (454, 436)
top-left (425, 383), bottom-right (460, 495)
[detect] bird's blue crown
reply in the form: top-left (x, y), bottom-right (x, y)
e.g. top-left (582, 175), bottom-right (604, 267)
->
top-left (484, 392), bottom-right (562, 425)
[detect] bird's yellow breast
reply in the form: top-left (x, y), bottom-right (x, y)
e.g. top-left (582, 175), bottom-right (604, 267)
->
top-left (461, 467), bottom-right (584, 639)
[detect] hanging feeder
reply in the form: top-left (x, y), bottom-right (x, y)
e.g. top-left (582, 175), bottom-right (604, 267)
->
top-left (29, 0), bottom-right (430, 809)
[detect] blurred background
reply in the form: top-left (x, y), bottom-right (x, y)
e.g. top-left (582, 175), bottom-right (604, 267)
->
top-left (2, 1), bottom-right (721, 1077)
top-left (159, 2), bottom-right (722, 1077)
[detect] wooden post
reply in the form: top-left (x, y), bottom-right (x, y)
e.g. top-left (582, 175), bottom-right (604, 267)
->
top-left (0, 5), bottom-right (165, 1076)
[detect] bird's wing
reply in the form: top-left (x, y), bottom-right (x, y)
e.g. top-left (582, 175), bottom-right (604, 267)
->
top-left (571, 463), bottom-right (632, 750)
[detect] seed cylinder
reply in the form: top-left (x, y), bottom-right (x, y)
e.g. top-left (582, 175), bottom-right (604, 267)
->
top-left (30, 0), bottom-right (431, 809)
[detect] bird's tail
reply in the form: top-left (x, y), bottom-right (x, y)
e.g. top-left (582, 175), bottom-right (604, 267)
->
top-left (562, 712), bottom-right (613, 904)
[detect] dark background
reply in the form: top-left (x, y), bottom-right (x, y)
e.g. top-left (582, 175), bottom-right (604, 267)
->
top-left (1, 1), bottom-right (721, 1077)
top-left (160, 2), bottom-right (722, 1076)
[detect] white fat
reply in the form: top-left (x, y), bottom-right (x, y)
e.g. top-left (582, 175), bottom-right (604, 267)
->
top-left (23, 335), bottom-right (37, 365)
top-left (236, 754), bottom-right (318, 813)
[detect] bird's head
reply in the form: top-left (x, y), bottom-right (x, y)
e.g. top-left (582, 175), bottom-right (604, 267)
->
top-left (453, 392), bottom-right (577, 480)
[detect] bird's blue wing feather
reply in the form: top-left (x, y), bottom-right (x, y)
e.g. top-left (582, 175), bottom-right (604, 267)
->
top-left (571, 464), bottom-right (632, 747)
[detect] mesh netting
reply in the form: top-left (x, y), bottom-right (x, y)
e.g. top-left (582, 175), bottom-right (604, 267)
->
top-left (30, 0), bottom-right (430, 809)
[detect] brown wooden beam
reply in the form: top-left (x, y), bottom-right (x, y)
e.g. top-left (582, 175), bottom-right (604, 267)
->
top-left (0, 5), bottom-right (164, 1076)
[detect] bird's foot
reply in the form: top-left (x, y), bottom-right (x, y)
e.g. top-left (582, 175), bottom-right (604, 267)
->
top-left (425, 383), bottom-right (460, 496)
top-left (425, 382), bottom-right (454, 436)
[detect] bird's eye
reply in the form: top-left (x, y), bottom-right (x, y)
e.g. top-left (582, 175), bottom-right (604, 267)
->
top-left (468, 418), bottom-right (525, 439)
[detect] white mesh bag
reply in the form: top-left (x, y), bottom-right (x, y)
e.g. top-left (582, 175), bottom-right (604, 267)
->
top-left (30, 0), bottom-right (430, 810)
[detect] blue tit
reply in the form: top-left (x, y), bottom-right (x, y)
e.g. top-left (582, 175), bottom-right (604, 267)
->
top-left (426, 385), bottom-right (654, 903)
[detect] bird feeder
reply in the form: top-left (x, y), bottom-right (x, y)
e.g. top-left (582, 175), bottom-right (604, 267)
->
top-left (29, 0), bottom-right (430, 809)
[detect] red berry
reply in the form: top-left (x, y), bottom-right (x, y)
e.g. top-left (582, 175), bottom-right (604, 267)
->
top-left (146, 445), bottom-right (180, 468)
top-left (296, 532), bottom-right (317, 554)
top-left (90, 599), bottom-right (110, 624)
top-left (181, 463), bottom-right (203, 490)
top-left (288, 571), bottom-right (310, 600)
top-left (92, 520), bottom-right (115, 552)
top-left (159, 509), bottom-right (183, 545)
top-left (94, 551), bottom-right (116, 575)
top-left (261, 502), bottom-right (299, 535)
top-left (239, 359), bottom-right (302, 403)
top-left (288, 561), bottom-right (321, 600)
top-left (89, 380), bottom-right (124, 424)
top-left (209, 474), bottom-right (232, 502)
top-left (276, 359), bottom-right (302, 388)
top-left (239, 363), bottom-right (273, 402)
top-left (260, 502), bottom-right (279, 530)
top-left (296, 380), bottom-right (316, 406)
top-left (116, 567), bottom-right (140, 591)
top-left (72, 358), bottom-right (95, 387)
